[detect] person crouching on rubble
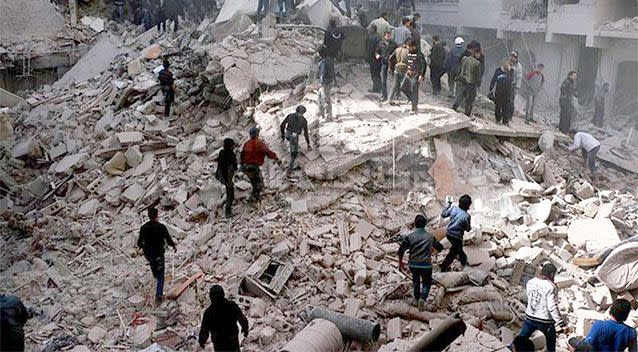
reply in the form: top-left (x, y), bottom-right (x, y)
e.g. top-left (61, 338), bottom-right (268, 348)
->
top-left (158, 59), bottom-right (175, 117)
top-left (439, 194), bottom-right (471, 272)
top-left (398, 215), bottom-right (443, 309)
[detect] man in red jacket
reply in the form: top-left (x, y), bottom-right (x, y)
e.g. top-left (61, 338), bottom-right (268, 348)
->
top-left (241, 127), bottom-right (279, 202)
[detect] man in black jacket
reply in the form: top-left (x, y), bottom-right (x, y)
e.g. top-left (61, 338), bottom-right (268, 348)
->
top-left (216, 138), bottom-right (237, 218)
top-left (489, 59), bottom-right (513, 125)
top-left (158, 59), bottom-right (175, 117)
top-left (428, 35), bottom-right (446, 96)
top-left (367, 25), bottom-right (382, 93)
top-left (0, 295), bottom-right (30, 351)
top-left (138, 207), bottom-right (177, 305)
top-left (398, 215), bottom-right (444, 307)
top-left (323, 18), bottom-right (345, 59)
top-left (559, 71), bottom-right (578, 133)
top-left (280, 105), bottom-right (311, 177)
top-left (376, 31), bottom-right (397, 102)
top-left (199, 285), bottom-right (249, 352)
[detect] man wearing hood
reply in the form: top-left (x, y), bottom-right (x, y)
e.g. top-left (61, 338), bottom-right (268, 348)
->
top-left (198, 285), bottom-right (249, 351)
top-left (443, 36), bottom-right (466, 98)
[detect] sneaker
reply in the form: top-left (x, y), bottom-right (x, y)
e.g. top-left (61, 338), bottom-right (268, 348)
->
top-left (452, 104), bottom-right (458, 111)
top-left (154, 296), bottom-right (163, 307)
top-left (411, 298), bottom-right (420, 307)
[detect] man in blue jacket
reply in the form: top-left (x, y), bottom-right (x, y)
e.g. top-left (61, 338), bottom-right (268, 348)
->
top-left (578, 299), bottom-right (637, 352)
top-left (440, 194), bottom-right (472, 272)
top-left (399, 215), bottom-right (444, 307)
top-left (443, 36), bottom-right (466, 98)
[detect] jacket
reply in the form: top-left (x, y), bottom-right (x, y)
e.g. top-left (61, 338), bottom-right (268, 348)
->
top-left (560, 78), bottom-right (576, 101)
top-left (0, 294), bottom-right (28, 352)
top-left (406, 51), bottom-right (426, 77)
top-left (443, 45), bottom-right (465, 75)
top-left (441, 204), bottom-right (471, 239)
top-left (216, 149), bottom-right (237, 184)
top-left (323, 28), bottom-right (345, 58)
top-left (511, 61), bottom-right (523, 90)
top-left (457, 56), bottom-right (482, 86)
top-left (240, 138), bottom-right (277, 166)
top-left (524, 70), bottom-right (544, 96)
top-left (392, 25), bottom-right (411, 46)
top-left (137, 220), bottom-right (175, 258)
top-left (525, 276), bottom-right (566, 328)
top-left (280, 112), bottom-right (310, 146)
top-left (368, 17), bottom-right (390, 37)
top-left (584, 319), bottom-right (638, 352)
top-left (198, 299), bottom-right (249, 346)
top-left (399, 228), bottom-right (444, 268)
top-left (489, 67), bottom-right (513, 98)
top-left (317, 57), bottom-right (335, 85)
top-left (569, 132), bottom-right (600, 152)
top-left (428, 42), bottom-right (446, 69)
top-left (158, 69), bottom-right (174, 90)
top-left (366, 32), bottom-right (382, 63)
top-left (376, 39), bottom-right (398, 64)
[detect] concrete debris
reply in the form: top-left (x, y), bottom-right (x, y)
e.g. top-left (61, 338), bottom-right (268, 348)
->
top-left (567, 218), bottom-right (620, 251)
top-left (80, 16), bottom-right (105, 33)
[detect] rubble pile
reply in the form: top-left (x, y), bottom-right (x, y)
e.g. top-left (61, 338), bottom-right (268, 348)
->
top-left (596, 16), bottom-right (638, 33)
top-left (2, 11), bottom-right (638, 352)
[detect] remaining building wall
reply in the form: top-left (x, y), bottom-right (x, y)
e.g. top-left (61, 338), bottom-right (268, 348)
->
top-left (0, 0), bottom-right (65, 40)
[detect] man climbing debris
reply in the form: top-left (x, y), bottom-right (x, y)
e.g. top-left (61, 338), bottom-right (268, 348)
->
top-left (215, 138), bottom-right (237, 218)
top-left (440, 194), bottom-right (472, 272)
top-left (568, 130), bottom-right (601, 178)
top-left (241, 127), bottom-right (279, 203)
top-left (137, 207), bottom-right (177, 305)
top-left (398, 215), bottom-right (443, 309)
top-left (280, 105), bottom-right (311, 177)
top-left (198, 285), bottom-right (249, 352)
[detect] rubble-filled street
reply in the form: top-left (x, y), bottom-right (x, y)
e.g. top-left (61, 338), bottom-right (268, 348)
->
top-left (1, 0), bottom-right (638, 352)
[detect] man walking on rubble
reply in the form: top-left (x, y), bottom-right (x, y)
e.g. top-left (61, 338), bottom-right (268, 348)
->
top-left (453, 47), bottom-right (482, 116)
top-left (443, 37), bottom-right (465, 98)
top-left (376, 31), bottom-right (397, 102)
top-left (198, 285), bottom-right (249, 352)
top-left (137, 207), bottom-right (177, 305)
top-left (324, 18), bottom-right (346, 60)
top-left (518, 263), bottom-right (567, 352)
top-left (510, 51), bottom-right (524, 113)
top-left (592, 82), bottom-right (609, 128)
top-left (317, 45), bottom-right (335, 120)
top-left (440, 194), bottom-right (472, 272)
top-left (158, 59), bottom-right (175, 117)
top-left (216, 138), bottom-right (237, 218)
top-left (570, 298), bottom-right (637, 352)
top-left (387, 43), bottom-right (410, 104)
top-left (241, 127), bottom-right (279, 203)
top-left (428, 35), bottom-right (446, 96)
top-left (489, 58), bottom-right (514, 126)
top-left (367, 25), bottom-right (383, 93)
top-left (523, 63), bottom-right (545, 123)
top-left (400, 39), bottom-right (427, 114)
top-left (280, 105), bottom-right (312, 177)
top-left (399, 215), bottom-right (444, 309)
top-left (567, 130), bottom-right (601, 179)
top-left (559, 71), bottom-right (578, 133)
top-left (0, 294), bottom-right (31, 352)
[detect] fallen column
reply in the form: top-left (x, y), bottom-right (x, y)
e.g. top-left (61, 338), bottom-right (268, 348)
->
top-left (307, 306), bottom-right (381, 342)
top-left (280, 318), bottom-right (344, 352)
top-left (408, 313), bottom-right (466, 352)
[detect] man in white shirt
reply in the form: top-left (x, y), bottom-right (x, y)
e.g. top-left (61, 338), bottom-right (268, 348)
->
top-left (568, 131), bottom-right (601, 177)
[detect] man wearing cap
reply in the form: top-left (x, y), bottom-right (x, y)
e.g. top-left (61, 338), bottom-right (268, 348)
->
top-left (280, 106), bottom-right (312, 177)
top-left (510, 51), bottom-right (524, 115)
top-left (443, 36), bottom-right (466, 98)
top-left (240, 128), bottom-right (279, 202)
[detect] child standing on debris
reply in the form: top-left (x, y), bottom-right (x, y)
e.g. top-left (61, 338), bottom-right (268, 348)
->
top-left (317, 45), bottom-right (335, 120)
top-left (137, 207), bottom-right (177, 305)
top-left (439, 194), bottom-right (472, 272)
top-left (198, 285), bottom-right (249, 352)
top-left (158, 59), bottom-right (175, 117)
top-left (398, 215), bottom-right (444, 308)
top-left (280, 105), bottom-right (312, 177)
top-left (518, 263), bottom-right (567, 352)
top-left (216, 138), bottom-right (237, 218)
top-left (240, 127), bottom-right (279, 203)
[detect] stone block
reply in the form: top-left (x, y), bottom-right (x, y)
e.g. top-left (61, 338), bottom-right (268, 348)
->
top-left (125, 146), bottom-right (143, 168)
top-left (387, 317), bottom-right (402, 340)
top-left (103, 151), bottom-right (127, 176)
top-left (591, 285), bottom-right (613, 309)
top-left (141, 43), bottom-right (162, 60)
top-left (121, 182), bottom-right (145, 203)
top-left (574, 181), bottom-right (595, 199)
top-left (78, 198), bottom-right (99, 216)
top-left (335, 280), bottom-right (350, 297)
top-left (128, 59), bottom-right (142, 75)
top-left (567, 218), bottom-right (620, 251)
top-left (554, 274), bottom-right (574, 289)
top-left (527, 199), bottom-right (552, 223)
top-left (115, 131), bottom-right (144, 144)
top-left (88, 325), bottom-right (107, 343)
top-left (55, 152), bottom-right (88, 174)
top-left (511, 179), bottom-right (543, 197)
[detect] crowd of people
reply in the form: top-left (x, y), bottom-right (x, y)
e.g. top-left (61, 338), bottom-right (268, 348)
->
top-left (111, 0), bottom-right (218, 32)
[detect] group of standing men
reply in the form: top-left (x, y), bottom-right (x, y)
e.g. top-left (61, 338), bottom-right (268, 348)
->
top-left (113, 0), bottom-right (216, 32)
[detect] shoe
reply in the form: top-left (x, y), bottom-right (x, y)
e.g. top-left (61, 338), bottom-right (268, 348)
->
top-left (411, 109), bottom-right (418, 114)
top-left (452, 104), bottom-right (458, 111)
top-left (411, 298), bottom-right (420, 307)
top-left (417, 300), bottom-right (426, 310)
top-left (225, 209), bottom-right (233, 218)
top-left (154, 296), bottom-right (163, 306)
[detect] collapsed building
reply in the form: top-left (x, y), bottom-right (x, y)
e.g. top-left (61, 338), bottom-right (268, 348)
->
top-left (1, 0), bottom-right (638, 352)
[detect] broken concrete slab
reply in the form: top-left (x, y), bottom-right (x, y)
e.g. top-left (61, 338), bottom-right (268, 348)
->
top-left (511, 179), bottom-right (543, 197)
top-left (141, 43), bottom-right (162, 60)
top-left (103, 151), bottom-right (127, 176)
top-left (116, 131), bottom-right (144, 145)
top-left (125, 146), bottom-right (143, 168)
top-left (77, 198), bottom-right (99, 216)
top-left (80, 16), bottom-right (104, 32)
top-left (55, 152), bottom-right (88, 174)
top-left (597, 136), bottom-right (638, 174)
top-left (596, 242), bottom-right (638, 292)
top-left (567, 218), bottom-right (620, 252)
top-left (215, 0), bottom-right (257, 24)
top-left (527, 199), bottom-right (552, 223)
top-left (121, 182), bottom-right (145, 203)
top-left (212, 14), bottom-right (254, 42)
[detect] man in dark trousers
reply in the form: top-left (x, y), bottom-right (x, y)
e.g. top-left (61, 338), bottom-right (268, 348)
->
top-left (398, 215), bottom-right (444, 308)
top-left (453, 48), bottom-right (482, 116)
top-left (375, 31), bottom-right (397, 102)
top-left (241, 127), bottom-right (279, 203)
top-left (366, 25), bottom-right (382, 93)
top-left (568, 130), bottom-right (601, 178)
top-left (158, 59), bottom-right (175, 117)
top-left (324, 18), bottom-right (345, 59)
top-left (138, 207), bottom-right (177, 305)
top-left (198, 285), bottom-right (249, 351)
top-left (280, 105), bottom-right (312, 177)
top-left (0, 294), bottom-right (30, 351)
top-left (592, 82), bottom-right (609, 128)
top-left (440, 194), bottom-right (472, 272)
top-left (400, 39), bottom-right (427, 113)
top-left (216, 138), bottom-right (237, 218)
top-left (428, 35), bottom-right (446, 96)
top-left (489, 58), bottom-right (513, 125)
top-left (559, 70), bottom-right (578, 133)
top-left (443, 36), bottom-right (465, 98)
top-left (113, 0), bottom-right (125, 21)
top-left (317, 45), bottom-right (335, 120)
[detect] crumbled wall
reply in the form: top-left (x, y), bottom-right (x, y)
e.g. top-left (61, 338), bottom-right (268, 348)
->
top-left (0, 0), bottom-right (65, 40)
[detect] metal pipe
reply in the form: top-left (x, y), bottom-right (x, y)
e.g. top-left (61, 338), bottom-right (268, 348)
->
top-left (307, 306), bottom-right (381, 342)
top-left (408, 313), bottom-right (466, 352)
top-left (280, 319), bottom-right (344, 352)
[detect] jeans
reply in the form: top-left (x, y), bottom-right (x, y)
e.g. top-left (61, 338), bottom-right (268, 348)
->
top-left (525, 93), bottom-right (537, 121)
top-left (495, 93), bottom-right (511, 124)
top-left (224, 178), bottom-right (234, 216)
top-left (447, 72), bottom-right (458, 97)
top-left (113, 4), bottom-right (124, 21)
top-left (318, 83), bottom-right (333, 119)
top-left (582, 146), bottom-right (600, 176)
top-left (454, 82), bottom-right (477, 116)
top-left (410, 266), bottom-right (432, 301)
top-left (147, 255), bottom-right (165, 299)
top-left (441, 235), bottom-right (467, 270)
top-left (369, 61), bottom-right (382, 92)
top-left (519, 319), bottom-right (557, 352)
top-left (380, 62), bottom-right (389, 100)
top-left (242, 164), bottom-right (263, 200)
top-left (285, 131), bottom-right (300, 174)
top-left (389, 70), bottom-right (406, 102)
top-left (257, 0), bottom-right (269, 18)
top-left (401, 74), bottom-right (420, 112)
top-left (430, 66), bottom-right (443, 95)
top-left (157, 19), bottom-right (166, 32)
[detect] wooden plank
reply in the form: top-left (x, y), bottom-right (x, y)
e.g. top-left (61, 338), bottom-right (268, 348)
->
top-left (165, 272), bottom-right (203, 300)
top-left (269, 262), bottom-right (294, 294)
top-left (339, 220), bottom-right (350, 255)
